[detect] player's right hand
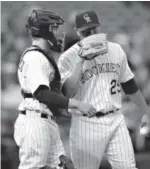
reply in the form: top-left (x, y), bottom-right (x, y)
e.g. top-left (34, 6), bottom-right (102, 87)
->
top-left (77, 102), bottom-right (96, 118)
top-left (140, 114), bottom-right (150, 136)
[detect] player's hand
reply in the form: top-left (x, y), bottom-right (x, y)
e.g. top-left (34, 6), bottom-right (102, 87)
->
top-left (77, 102), bottom-right (96, 118)
top-left (140, 114), bottom-right (150, 136)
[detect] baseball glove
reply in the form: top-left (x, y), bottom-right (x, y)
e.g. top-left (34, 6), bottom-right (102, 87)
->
top-left (78, 33), bottom-right (108, 60)
top-left (59, 155), bottom-right (76, 169)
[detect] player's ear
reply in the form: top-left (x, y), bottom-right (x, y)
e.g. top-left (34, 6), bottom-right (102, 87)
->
top-left (77, 31), bottom-right (84, 40)
top-left (76, 30), bottom-right (80, 37)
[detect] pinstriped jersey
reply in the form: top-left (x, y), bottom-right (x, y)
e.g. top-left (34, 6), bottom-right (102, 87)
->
top-left (58, 33), bottom-right (134, 112)
top-left (18, 51), bottom-right (54, 115)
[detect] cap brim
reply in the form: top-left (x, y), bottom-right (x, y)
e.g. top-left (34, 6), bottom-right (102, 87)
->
top-left (76, 23), bottom-right (100, 32)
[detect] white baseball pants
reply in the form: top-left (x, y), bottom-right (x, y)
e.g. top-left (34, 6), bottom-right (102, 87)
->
top-left (70, 111), bottom-right (138, 169)
top-left (14, 110), bottom-right (65, 169)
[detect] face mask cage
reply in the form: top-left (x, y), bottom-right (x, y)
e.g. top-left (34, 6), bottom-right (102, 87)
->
top-left (27, 10), bottom-right (64, 35)
top-left (27, 10), bottom-right (64, 52)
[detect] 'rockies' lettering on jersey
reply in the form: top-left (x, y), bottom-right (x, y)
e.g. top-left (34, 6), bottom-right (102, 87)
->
top-left (58, 33), bottom-right (134, 112)
top-left (80, 63), bottom-right (120, 84)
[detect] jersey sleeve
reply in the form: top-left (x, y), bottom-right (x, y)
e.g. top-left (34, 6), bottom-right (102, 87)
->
top-left (119, 45), bottom-right (134, 83)
top-left (58, 44), bottom-right (80, 84)
top-left (25, 51), bottom-right (52, 94)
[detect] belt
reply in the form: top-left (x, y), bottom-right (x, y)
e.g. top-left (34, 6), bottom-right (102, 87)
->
top-left (20, 110), bottom-right (55, 120)
top-left (95, 109), bottom-right (119, 117)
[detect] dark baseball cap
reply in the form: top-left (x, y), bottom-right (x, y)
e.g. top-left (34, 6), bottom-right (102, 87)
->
top-left (75, 10), bottom-right (100, 31)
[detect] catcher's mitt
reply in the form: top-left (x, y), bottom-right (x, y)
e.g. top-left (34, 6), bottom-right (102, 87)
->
top-left (59, 155), bottom-right (76, 169)
top-left (78, 33), bottom-right (108, 60)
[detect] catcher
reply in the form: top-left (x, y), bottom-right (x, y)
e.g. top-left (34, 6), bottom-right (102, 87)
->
top-left (14, 9), bottom-right (96, 169)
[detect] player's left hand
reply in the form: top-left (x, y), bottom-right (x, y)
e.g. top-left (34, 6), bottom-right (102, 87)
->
top-left (83, 108), bottom-right (97, 118)
top-left (77, 102), bottom-right (96, 118)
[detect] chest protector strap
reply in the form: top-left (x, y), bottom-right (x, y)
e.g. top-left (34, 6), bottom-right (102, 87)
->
top-left (21, 45), bottom-right (61, 98)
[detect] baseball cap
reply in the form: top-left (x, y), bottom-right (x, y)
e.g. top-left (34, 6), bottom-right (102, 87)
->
top-left (75, 10), bottom-right (100, 31)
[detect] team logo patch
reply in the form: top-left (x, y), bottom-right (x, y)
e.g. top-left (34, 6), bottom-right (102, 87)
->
top-left (83, 14), bottom-right (91, 23)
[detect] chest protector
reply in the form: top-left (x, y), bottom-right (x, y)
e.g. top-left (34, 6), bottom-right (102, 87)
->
top-left (21, 45), bottom-right (61, 97)
top-left (20, 45), bottom-right (63, 116)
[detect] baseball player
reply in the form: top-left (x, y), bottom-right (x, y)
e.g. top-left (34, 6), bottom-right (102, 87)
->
top-left (58, 10), bottom-right (150, 169)
top-left (13, 9), bottom-right (96, 169)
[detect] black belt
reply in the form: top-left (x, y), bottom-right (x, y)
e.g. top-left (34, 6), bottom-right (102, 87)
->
top-left (20, 110), bottom-right (55, 120)
top-left (95, 109), bottom-right (119, 117)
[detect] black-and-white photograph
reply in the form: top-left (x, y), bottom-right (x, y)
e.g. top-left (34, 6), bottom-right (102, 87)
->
top-left (1, 1), bottom-right (150, 169)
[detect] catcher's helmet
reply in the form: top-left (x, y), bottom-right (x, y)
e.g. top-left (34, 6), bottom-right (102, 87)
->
top-left (75, 10), bottom-right (100, 31)
top-left (26, 10), bottom-right (64, 52)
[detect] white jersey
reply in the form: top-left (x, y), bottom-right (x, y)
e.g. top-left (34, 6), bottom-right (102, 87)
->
top-left (15, 49), bottom-right (65, 169)
top-left (18, 50), bottom-right (55, 115)
top-left (58, 33), bottom-right (134, 113)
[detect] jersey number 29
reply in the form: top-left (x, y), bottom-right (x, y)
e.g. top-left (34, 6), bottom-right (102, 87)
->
top-left (110, 79), bottom-right (121, 95)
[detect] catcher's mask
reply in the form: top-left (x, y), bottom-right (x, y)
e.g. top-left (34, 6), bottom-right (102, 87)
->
top-left (26, 10), bottom-right (64, 52)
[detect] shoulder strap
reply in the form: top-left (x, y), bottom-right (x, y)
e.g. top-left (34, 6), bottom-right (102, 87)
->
top-left (21, 45), bottom-right (61, 98)
top-left (23, 45), bottom-right (61, 81)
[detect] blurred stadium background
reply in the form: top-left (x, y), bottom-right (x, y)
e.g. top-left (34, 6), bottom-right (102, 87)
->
top-left (1, 1), bottom-right (150, 169)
